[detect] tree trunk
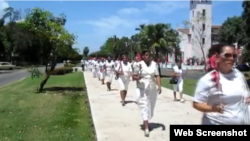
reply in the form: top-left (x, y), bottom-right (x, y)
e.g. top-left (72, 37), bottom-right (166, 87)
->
top-left (39, 73), bottom-right (50, 92)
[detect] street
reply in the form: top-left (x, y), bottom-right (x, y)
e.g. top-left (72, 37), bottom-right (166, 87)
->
top-left (0, 63), bottom-right (64, 87)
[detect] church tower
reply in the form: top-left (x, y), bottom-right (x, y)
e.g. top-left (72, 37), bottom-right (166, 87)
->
top-left (189, 0), bottom-right (212, 59)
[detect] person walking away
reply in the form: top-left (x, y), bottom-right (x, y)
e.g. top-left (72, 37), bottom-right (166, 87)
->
top-left (105, 57), bottom-right (115, 91)
top-left (193, 44), bottom-right (250, 125)
top-left (81, 59), bottom-right (85, 71)
top-left (115, 55), bottom-right (132, 106)
top-left (172, 60), bottom-right (184, 102)
top-left (132, 50), bottom-right (161, 137)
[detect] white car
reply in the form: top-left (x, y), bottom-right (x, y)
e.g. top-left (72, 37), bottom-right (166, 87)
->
top-left (0, 62), bottom-right (15, 70)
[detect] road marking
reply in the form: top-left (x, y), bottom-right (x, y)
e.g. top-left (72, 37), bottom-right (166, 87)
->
top-left (0, 77), bottom-right (26, 89)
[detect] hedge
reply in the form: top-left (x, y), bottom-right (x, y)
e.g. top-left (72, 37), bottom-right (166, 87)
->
top-left (50, 67), bottom-right (73, 75)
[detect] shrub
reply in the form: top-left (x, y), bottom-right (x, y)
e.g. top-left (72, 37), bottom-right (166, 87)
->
top-left (50, 67), bottom-right (73, 75)
top-left (64, 63), bottom-right (76, 67)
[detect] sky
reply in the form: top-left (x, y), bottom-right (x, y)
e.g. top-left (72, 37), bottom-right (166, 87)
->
top-left (0, 0), bottom-right (244, 53)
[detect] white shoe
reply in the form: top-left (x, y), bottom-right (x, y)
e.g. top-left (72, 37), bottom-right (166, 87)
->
top-left (144, 129), bottom-right (149, 137)
top-left (180, 99), bottom-right (185, 103)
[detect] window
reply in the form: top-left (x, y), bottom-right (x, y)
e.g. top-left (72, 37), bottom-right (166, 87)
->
top-left (202, 23), bottom-right (205, 31)
top-left (192, 11), bottom-right (194, 17)
top-left (202, 9), bottom-right (206, 16)
top-left (202, 38), bottom-right (205, 45)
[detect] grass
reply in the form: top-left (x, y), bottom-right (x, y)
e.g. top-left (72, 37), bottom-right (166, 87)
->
top-left (0, 72), bottom-right (95, 141)
top-left (161, 77), bottom-right (198, 96)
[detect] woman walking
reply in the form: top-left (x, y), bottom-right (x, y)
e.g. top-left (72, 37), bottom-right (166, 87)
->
top-left (193, 44), bottom-right (250, 125)
top-left (115, 55), bottom-right (132, 106)
top-left (99, 58), bottom-right (105, 85)
top-left (172, 60), bottom-right (184, 102)
top-left (133, 50), bottom-right (161, 137)
top-left (105, 57), bottom-right (115, 91)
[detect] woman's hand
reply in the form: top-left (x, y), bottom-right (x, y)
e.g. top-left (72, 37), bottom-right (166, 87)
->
top-left (158, 87), bottom-right (161, 94)
top-left (133, 75), bottom-right (141, 81)
top-left (211, 104), bottom-right (224, 113)
top-left (246, 97), bottom-right (250, 104)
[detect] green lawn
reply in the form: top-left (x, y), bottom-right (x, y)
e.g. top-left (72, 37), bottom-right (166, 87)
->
top-left (161, 78), bottom-right (198, 96)
top-left (0, 72), bottom-right (95, 141)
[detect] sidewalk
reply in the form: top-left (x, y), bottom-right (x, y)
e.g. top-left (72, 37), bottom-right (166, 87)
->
top-left (84, 71), bottom-right (202, 141)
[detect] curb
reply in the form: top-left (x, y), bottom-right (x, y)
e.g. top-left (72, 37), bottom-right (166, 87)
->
top-left (0, 77), bottom-right (26, 89)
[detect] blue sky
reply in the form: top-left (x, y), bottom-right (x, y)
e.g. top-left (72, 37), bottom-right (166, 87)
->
top-left (0, 1), bottom-right (244, 53)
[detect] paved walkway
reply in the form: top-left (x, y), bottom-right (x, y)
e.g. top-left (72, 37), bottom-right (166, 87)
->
top-left (84, 71), bottom-right (202, 141)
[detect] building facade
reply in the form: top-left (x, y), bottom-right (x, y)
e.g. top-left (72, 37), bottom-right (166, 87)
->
top-left (176, 0), bottom-right (221, 64)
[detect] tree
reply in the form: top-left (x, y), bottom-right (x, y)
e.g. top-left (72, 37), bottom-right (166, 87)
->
top-left (183, 12), bottom-right (211, 69)
top-left (25, 8), bottom-right (76, 92)
top-left (83, 46), bottom-right (89, 58)
top-left (219, 16), bottom-right (247, 45)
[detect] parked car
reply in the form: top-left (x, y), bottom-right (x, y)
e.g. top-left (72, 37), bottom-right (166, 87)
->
top-left (0, 62), bottom-right (15, 70)
top-left (236, 64), bottom-right (250, 72)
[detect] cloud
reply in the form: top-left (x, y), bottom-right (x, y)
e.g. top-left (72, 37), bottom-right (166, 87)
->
top-left (0, 0), bottom-right (9, 18)
top-left (118, 8), bottom-right (140, 15)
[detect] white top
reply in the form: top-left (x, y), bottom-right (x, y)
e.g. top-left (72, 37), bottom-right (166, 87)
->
top-left (193, 69), bottom-right (249, 125)
top-left (173, 65), bottom-right (183, 81)
top-left (99, 62), bottom-right (105, 70)
top-left (105, 61), bottom-right (114, 73)
top-left (137, 61), bottom-right (159, 89)
top-left (115, 61), bottom-right (132, 78)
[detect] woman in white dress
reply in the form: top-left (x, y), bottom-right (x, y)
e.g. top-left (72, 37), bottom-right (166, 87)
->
top-left (172, 60), bottom-right (185, 102)
top-left (132, 50), bottom-right (161, 137)
top-left (99, 58), bottom-right (105, 85)
top-left (92, 58), bottom-right (97, 78)
top-left (193, 44), bottom-right (250, 125)
top-left (115, 55), bottom-right (132, 106)
top-left (105, 57), bottom-right (115, 91)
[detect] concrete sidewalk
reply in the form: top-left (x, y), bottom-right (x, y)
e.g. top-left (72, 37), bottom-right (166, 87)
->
top-left (84, 71), bottom-right (202, 141)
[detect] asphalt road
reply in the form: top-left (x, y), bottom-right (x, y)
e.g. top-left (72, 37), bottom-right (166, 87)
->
top-left (0, 63), bottom-right (64, 87)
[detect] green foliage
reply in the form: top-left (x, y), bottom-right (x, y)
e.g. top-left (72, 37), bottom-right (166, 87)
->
top-left (28, 67), bottom-right (43, 79)
top-left (50, 67), bottom-right (73, 75)
top-left (98, 23), bottom-right (180, 59)
top-left (83, 46), bottom-right (89, 57)
top-left (219, 16), bottom-right (247, 45)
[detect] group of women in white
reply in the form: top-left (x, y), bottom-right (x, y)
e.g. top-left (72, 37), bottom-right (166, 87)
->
top-left (85, 44), bottom-right (250, 138)
top-left (87, 50), bottom-right (162, 137)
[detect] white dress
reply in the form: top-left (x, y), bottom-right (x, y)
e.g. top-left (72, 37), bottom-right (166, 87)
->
top-left (115, 61), bottom-right (132, 91)
top-left (92, 61), bottom-right (97, 78)
top-left (99, 62), bottom-right (105, 80)
top-left (137, 61), bottom-right (159, 121)
top-left (194, 69), bottom-right (250, 125)
top-left (173, 65), bottom-right (183, 92)
top-left (105, 61), bottom-right (115, 83)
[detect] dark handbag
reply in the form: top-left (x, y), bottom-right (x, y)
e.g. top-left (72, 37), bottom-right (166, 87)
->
top-left (169, 77), bottom-right (178, 84)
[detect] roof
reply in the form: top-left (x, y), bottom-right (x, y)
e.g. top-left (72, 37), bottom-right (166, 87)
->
top-left (177, 25), bottom-right (222, 35)
top-left (177, 28), bottom-right (190, 34)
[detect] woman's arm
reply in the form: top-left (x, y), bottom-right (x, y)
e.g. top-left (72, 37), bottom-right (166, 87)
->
top-left (193, 77), bottom-right (223, 113)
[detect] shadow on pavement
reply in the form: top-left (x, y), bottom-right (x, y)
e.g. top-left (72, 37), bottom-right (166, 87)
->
top-left (140, 122), bottom-right (166, 131)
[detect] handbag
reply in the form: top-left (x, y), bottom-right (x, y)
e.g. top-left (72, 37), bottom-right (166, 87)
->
top-left (169, 77), bottom-right (178, 84)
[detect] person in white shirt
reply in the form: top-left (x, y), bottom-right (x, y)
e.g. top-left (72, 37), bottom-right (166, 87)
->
top-left (81, 59), bottom-right (85, 71)
top-left (105, 57), bottom-right (115, 91)
top-left (99, 58), bottom-right (105, 84)
top-left (172, 60), bottom-right (184, 102)
top-left (193, 44), bottom-right (250, 125)
top-left (115, 55), bottom-right (132, 106)
top-left (132, 50), bottom-right (161, 137)
top-left (92, 58), bottom-right (97, 78)
top-left (96, 59), bottom-right (101, 80)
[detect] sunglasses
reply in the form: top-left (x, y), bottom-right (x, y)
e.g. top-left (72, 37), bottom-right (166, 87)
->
top-left (221, 53), bottom-right (237, 59)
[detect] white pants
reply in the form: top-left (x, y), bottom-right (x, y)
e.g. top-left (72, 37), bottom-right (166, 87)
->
top-left (173, 79), bottom-right (183, 92)
top-left (105, 71), bottom-right (113, 83)
top-left (99, 70), bottom-right (105, 80)
top-left (92, 67), bottom-right (97, 78)
top-left (118, 76), bottom-right (130, 91)
top-left (137, 82), bottom-right (157, 120)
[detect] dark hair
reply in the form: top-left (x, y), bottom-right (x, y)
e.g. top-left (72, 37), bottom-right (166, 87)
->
top-left (142, 49), bottom-right (150, 55)
top-left (208, 43), bottom-right (234, 58)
